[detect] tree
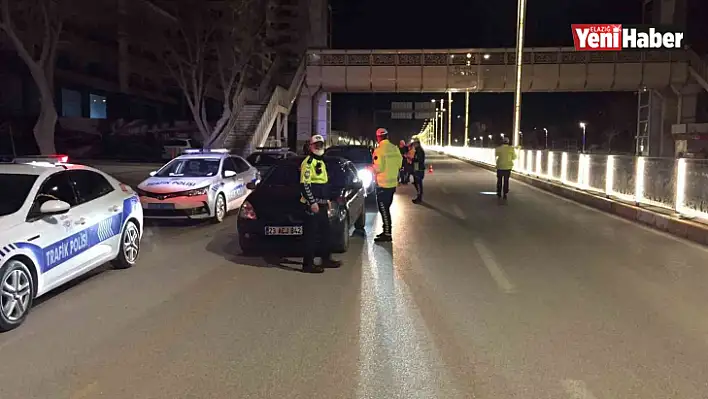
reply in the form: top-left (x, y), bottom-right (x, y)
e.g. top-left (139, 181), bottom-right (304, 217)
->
top-left (141, 0), bottom-right (266, 144)
top-left (0, 0), bottom-right (66, 154)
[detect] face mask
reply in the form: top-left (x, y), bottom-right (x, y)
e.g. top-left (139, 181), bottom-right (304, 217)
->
top-left (312, 148), bottom-right (324, 156)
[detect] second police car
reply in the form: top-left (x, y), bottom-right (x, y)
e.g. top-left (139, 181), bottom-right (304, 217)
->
top-left (0, 155), bottom-right (143, 331)
top-left (135, 149), bottom-right (258, 222)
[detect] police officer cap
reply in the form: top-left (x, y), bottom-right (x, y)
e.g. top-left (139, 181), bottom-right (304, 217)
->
top-left (376, 128), bottom-right (388, 137)
top-left (502, 137), bottom-right (510, 144)
top-left (310, 135), bottom-right (325, 144)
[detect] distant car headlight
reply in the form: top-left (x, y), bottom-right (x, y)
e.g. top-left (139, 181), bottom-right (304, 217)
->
top-left (357, 169), bottom-right (373, 188)
top-left (185, 187), bottom-right (208, 197)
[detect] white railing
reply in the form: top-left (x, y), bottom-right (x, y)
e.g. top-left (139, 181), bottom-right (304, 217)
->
top-left (430, 145), bottom-right (708, 222)
top-left (244, 56), bottom-right (307, 154)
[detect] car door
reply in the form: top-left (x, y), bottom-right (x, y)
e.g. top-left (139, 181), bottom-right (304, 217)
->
top-left (344, 162), bottom-right (366, 222)
top-left (220, 157), bottom-right (242, 208)
top-left (233, 156), bottom-right (258, 185)
top-left (64, 169), bottom-right (120, 271)
top-left (23, 172), bottom-right (83, 290)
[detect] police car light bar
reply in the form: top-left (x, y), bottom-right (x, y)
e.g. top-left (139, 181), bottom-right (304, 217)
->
top-left (15, 154), bottom-right (69, 164)
top-left (182, 148), bottom-right (230, 154)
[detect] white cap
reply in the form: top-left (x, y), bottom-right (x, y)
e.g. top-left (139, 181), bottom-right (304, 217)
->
top-left (310, 135), bottom-right (325, 144)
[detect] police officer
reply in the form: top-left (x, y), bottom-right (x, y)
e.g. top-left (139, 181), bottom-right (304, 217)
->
top-left (372, 128), bottom-right (403, 242)
top-left (410, 137), bottom-right (426, 203)
top-left (398, 140), bottom-right (409, 184)
top-left (495, 137), bottom-right (516, 202)
top-left (300, 135), bottom-right (342, 273)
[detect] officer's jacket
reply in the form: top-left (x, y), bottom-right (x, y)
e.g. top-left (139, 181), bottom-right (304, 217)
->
top-left (495, 144), bottom-right (517, 170)
top-left (300, 155), bottom-right (330, 204)
top-left (373, 139), bottom-right (402, 188)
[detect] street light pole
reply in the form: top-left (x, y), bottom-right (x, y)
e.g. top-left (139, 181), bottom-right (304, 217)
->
top-left (543, 127), bottom-right (548, 149)
top-left (512, 0), bottom-right (528, 148)
top-left (447, 91), bottom-right (453, 147)
top-left (433, 110), bottom-right (438, 146)
top-left (439, 98), bottom-right (445, 145)
top-left (579, 122), bottom-right (587, 152)
top-left (464, 91), bottom-right (470, 146)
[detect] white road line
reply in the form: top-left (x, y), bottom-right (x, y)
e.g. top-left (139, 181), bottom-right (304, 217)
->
top-left (561, 379), bottom-right (598, 399)
top-left (473, 240), bottom-right (516, 293)
top-left (451, 204), bottom-right (465, 220)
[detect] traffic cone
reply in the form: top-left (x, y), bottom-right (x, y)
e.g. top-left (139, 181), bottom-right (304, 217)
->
top-left (428, 164), bottom-right (434, 174)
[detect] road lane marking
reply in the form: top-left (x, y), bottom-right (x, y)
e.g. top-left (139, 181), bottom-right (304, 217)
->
top-left (473, 240), bottom-right (516, 293)
top-left (561, 379), bottom-right (598, 399)
top-left (451, 204), bottom-right (465, 220)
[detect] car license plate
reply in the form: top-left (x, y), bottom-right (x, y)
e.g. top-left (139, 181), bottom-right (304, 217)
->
top-left (148, 203), bottom-right (174, 209)
top-left (265, 226), bottom-right (303, 236)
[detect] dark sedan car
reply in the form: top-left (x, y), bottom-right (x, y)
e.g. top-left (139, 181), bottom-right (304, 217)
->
top-left (237, 156), bottom-right (366, 254)
top-left (323, 145), bottom-right (375, 195)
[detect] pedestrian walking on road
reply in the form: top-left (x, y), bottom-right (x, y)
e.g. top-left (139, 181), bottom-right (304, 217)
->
top-left (299, 135), bottom-right (342, 273)
top-left (398, 140), bottom-right (410, 184)
top-left (495, 137), bottom-right (516, 202)
top-left (372, 128), bottom-right (402, 242)
top-left (410, 137), bottom-right (426, 203)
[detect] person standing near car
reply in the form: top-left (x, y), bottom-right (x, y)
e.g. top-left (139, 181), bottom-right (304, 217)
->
top-left (410, 137), bottom-right (426, 203)
top-left (372, 128), bottom-right (402, 242)
top-left (300, 135), bottom-right (342, 273)
top-left (398, 140), bottom-right (409, 184)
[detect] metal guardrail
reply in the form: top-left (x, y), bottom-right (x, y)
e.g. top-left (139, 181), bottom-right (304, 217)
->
top-left (432, 145), bottom-right (708, 221)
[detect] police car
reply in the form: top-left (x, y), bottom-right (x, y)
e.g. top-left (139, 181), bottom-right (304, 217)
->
top-left (135, 149), bottom-right (258, 222)
top-left (0, 155), bottom-right (143, 331)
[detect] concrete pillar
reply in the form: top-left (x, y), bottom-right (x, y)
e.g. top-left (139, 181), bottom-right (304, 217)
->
top-left (313, 91), bottom-right (329, 139)
top-left (296, 88), bottom-right (314, 147)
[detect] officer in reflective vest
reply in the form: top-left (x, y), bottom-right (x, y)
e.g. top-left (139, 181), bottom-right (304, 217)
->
top-left (300, 134), bottom-right (342, 273)
top-left (372, 128), bottom-right (403, 242)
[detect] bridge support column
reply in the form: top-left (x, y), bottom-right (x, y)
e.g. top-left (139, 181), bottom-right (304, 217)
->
top-left (296, 87), bottom-right (330, 151)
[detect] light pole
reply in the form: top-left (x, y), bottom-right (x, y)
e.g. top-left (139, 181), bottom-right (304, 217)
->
top-left (464, 91), bottom-right (470, 146)
top-left (447, 92), bottom-right (453, 147)
top-left (433, 109), bottom-right (438, 146)
top-left (511, 0), bottom-right (528, 148)
top-left (439, 98), bottom-right (445, 145)
top-left (579, 122), bottom-right (587, 152)
top-left (543, 127), bottom-right (548, 149)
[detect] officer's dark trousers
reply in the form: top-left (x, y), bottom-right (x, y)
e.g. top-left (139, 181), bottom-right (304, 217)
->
top-left (413, 171), bottom-right (424, 199)
top-left (376, 187), bottom-right (396, 235)
top-left (496, 169), bottom-right (511, 197)
top-left (303, 203), bottom-right (331, 267)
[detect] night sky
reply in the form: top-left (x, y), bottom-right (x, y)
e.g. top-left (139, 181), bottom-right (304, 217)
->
top-left (327, 0), bottom-right (704, 150)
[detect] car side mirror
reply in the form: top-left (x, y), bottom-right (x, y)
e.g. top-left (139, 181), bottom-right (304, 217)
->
top-left (149, 171), bottom-right (157, 176)
top-left (224, 170), bottom-right (237, 178)
top-left (246, 182), bottom-right (257, 190)
top-left (39, 200), bottom-right (70, 216)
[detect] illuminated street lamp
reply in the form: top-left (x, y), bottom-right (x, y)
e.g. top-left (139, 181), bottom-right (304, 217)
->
top-left (543, 127), bottom-right (548, 148)
top-left (512, 0), bottom-right (527, 148)
top-left (579, 122), bottom-right (587, 153)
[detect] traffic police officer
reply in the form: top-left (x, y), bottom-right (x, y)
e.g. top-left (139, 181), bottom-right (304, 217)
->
top-left (300, 134), bottom-right (342, 273)
top-left (372, 128), bottom-right (403, 242)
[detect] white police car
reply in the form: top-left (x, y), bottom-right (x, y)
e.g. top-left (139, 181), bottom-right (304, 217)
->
top-left (135, 149), bottom-right (258, 222)
top-left (0, 155), bottom-right (143, 331)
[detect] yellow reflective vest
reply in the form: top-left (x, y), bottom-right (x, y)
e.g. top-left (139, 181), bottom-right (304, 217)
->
top-left (373, 139), bottom-right (402, 188)
top-left (300, 155), bottom-right (329, 204)
top-left (495, 144), bottom-right (517, 170)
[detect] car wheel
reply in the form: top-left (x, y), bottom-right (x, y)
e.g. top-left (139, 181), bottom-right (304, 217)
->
top-left (112, 219), bottom-right (141, 269)
top-left (354, 209), bottom-right (365, 230)
top-left (239, 234), bottom-right (255, 255)
top-left (332, 214), bottom-right (350, 253)
top-left (0, 259), bottom-right (34, 332)
top-left (213, 193), bottom-right (227, 223)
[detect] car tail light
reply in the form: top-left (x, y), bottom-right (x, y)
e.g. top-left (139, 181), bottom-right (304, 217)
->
top-left (52, 154), bottom-right (69, 163)
top-left (239, 201), bottom-right (256, 220)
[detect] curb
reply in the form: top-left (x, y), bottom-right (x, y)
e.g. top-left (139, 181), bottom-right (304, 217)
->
top-left (448, 154), bottom-right (708, 247)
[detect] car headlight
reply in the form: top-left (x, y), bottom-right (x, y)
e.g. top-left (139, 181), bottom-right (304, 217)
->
top-left (357, 169), bottom-right (373, 187)
top-left (185, 187), bottom-right (208, 196)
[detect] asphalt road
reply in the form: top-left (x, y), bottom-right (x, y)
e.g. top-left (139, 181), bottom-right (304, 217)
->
top-left (2, 154), bottom-right (708, 398)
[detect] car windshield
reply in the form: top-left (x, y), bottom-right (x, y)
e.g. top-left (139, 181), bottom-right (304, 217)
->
top-left (0, 174), bottom-right (37, 216)
top-left (246, 153), bottom-right (283, 166)
top-left (155, 158), bottom-right (220, 177)
top-left (325, 147), bottom-right (372, 164)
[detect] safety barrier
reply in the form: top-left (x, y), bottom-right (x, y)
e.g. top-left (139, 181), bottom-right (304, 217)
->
top-left (429, 146), bottom-right (708, 222)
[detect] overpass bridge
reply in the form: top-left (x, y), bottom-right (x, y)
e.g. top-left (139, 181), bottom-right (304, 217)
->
top-left (296, 46), bottom-right (708, 158)
top-left (305, 47), bottom-right (693, 93)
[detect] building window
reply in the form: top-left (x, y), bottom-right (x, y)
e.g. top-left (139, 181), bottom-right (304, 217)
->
top-left (90, 94), bottom-right (107, 119)
top-left (61, 89), bottom-right (82, 117)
